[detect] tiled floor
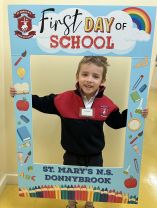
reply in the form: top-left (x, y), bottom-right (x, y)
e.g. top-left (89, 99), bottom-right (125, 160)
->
top-left (0, 89), bottom-right (157, 208)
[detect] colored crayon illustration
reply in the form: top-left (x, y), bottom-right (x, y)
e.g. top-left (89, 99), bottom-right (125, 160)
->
top-left (19, 185), bottom-right (138, 204)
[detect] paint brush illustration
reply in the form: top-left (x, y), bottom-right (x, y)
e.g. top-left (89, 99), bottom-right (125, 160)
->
top-left (132, 75), bottom-right (144, 90)
top-left (14, 50), bottom-right (27, 66)
top-left (24, 150), bottom-right (31, 163)
top-left (130, 131), bottom-right (143, 144)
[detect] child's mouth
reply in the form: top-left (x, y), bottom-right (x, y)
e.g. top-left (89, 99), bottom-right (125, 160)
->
top-left (84, 85), bottom-right (93, 89)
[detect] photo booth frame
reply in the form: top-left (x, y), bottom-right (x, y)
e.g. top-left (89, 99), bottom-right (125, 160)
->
top-left (8, 5), bottom-right (156, 204)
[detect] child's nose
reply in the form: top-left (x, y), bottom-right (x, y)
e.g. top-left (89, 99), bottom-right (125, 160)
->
top-left (86, 75), bottom-right (93, 82)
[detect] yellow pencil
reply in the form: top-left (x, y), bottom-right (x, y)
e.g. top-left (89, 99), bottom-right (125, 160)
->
top-left (54, 185), bottom-right (61, 199)
top-left (122, 193), bottom-right (129, 203)
top-left (87, 186), bottom-right (93, 202)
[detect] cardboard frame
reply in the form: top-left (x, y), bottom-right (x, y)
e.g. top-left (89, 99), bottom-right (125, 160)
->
top-left (8, 5), bottom-right (156, 204)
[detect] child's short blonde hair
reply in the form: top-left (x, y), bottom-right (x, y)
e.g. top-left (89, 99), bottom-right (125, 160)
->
top-left (76, 56), bottom-right (109, 82)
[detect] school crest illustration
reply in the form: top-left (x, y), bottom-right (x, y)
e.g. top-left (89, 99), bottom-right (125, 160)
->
top-left (14, 9), bottom-right (36, 39)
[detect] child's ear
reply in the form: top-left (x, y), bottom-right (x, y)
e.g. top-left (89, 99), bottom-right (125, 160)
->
top-left (101, 78), bottom-right (106, 85)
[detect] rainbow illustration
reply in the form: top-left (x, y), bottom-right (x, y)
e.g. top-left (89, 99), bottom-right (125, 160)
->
top-left (123, 7), bottom-right (151, 34)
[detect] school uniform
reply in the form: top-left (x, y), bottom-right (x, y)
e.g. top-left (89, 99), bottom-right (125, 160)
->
top-left (32, 84), bottom-right (127, 167)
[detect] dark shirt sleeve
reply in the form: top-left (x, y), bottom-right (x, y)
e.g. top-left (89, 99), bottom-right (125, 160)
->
top-left (32, 94), bottom-right (58, 114)
top-left (105, 109), bottom-right (128, 129)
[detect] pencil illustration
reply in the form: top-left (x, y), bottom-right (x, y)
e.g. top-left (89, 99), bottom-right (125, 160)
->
top-left (87, 186), bottom-right (94, 202)
top-left (80, 185), bottom-right (87, 201)
top-left (122, 193), bottom-right (129, 203)
top-left (128, 195), bottom-right (138, 204)
top-left (36, 186), bottom-right (43, 198)
top-left (29, 187), bottom-right (36, 197)
top-left (19, 188), bottom-right (24, 197)
top-left (68, 185), bottom-right (75, 200)
top-left (61, 185), bottom-right (66, 199)
top-left (100, 188), bottom-right (108, 202)
top-left (48, 185), bottom-right (55, 199)
top-left (110, 189), bottom-right (116, 202)
top-left (107, 190), bottom-right (112, 202)
top-left (41, 185), bottom-right (49, 198)
top-left (132, 75), bottom-right (144, 90)
top-left (93, 187), bottom-right (100, 201)
top-left (74, 185), bottom-right (81, 200)
top-left (115, 191), bottom-right (122, 203)
top-left (55, 185), bottom-right (61, 200)
top-left (21, 187), bottom-right (29, 197)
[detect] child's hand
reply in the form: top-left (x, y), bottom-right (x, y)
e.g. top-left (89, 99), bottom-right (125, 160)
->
top-left (141, 108), bottom-right (148, 118)
top-left (10, 87), bottom-right (17, 97)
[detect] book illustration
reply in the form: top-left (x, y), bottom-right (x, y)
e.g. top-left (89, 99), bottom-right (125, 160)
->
top-left (17, 126), bottom-right (31, 142)
top-left (130, 91), bottom-right (141, 102)
top-left (14, 82), bottom-right (29, 94)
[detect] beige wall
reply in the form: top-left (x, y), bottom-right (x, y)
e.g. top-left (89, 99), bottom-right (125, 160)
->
top-left (0, 0), bottom-right (6, 182)
top-left (2, 0), bottom-right (157, 177)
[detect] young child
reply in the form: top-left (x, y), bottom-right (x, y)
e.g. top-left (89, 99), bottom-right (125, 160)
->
top-left (10, 56), bottom-right (148, 208)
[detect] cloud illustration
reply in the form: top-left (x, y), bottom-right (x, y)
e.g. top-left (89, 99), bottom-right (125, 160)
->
top-left (32, 8), bottom-right (151, 54)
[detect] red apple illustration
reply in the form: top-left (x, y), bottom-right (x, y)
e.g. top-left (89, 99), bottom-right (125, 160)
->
top-left (16, 98), bottom-right (29, 111)
top-left (124, 176), bottom-right (137, 188)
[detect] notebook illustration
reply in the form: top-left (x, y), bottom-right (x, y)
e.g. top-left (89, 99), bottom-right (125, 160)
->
top-left (17, 126), bottom-right (31, 142)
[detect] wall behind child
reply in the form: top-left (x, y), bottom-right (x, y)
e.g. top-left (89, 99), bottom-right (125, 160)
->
top-left (3, 0), bottom-right (157, 177)
top-left (0, 1), bottom-right (7, 187)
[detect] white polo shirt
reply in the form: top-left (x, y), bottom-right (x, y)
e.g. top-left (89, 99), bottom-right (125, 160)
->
top-left (82, 90), bottom-right (99, 109)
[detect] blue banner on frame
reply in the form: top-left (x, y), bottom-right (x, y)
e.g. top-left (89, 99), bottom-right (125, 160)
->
top-left (8, 5), bottom-right (156, 205)
top-left (9, 5), bottom-right (156, 57)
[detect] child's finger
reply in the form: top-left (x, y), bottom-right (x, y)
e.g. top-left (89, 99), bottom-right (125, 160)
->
top-left (10, 87), bottom-right (17, 97)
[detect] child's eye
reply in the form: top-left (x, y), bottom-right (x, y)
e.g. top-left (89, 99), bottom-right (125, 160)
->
top-left (82, 73), bottom-right (88, 76)
top-left (93, 75), bottom-right (100, 79)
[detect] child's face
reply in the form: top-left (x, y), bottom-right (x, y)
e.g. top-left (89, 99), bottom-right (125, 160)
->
top-left (76, 63), bottom-right (104, 99)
